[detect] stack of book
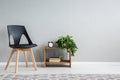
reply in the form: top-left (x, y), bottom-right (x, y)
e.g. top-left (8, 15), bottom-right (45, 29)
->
top-left (49, 58), bottom-right (61, 62)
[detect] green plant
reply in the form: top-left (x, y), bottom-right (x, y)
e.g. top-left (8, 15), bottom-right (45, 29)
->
top-left (56, 35), bottom-right (78, 56)
top-left (58, 54), bottom-right (64, 59)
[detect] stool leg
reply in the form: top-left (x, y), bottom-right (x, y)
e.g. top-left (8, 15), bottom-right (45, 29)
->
top-left (29, 49), bottom-right (37, 70)
top-left (5, 49), bottom-right (14, 70)
top-left (23, 51), bottom-right (28, 68)
top-left (15, 50), bottom-right (19, 73)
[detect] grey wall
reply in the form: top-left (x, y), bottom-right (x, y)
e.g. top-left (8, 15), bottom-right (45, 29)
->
top-left (0, 0), bottom-right (120, 62)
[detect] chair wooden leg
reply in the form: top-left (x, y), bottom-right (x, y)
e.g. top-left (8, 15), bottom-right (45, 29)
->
top-left (5, 49), bottom-right (14, 70)
top-left (15, 50), bottom-right (19, 73)
top-left (29, 49), bottom-right (37, 70)
top-left (23, 51), bottom-right (28, 68)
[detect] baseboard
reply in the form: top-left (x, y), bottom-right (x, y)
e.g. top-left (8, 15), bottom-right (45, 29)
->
top-left (0, 62), bottom-right (43, 67)
top-left (72, 62), bottom-right (120, 64)
top-left (1, 62), bottom-right (120, 67)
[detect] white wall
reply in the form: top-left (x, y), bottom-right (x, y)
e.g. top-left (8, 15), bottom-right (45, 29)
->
top-left (0, 0), bottom-right (120, 62)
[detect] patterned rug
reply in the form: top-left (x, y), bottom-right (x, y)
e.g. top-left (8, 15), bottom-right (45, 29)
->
top-left (0, 74), bottom-right (120, 80)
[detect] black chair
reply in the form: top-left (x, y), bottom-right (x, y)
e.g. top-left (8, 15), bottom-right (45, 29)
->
top-left (5, 25), bottom-right (37, 73)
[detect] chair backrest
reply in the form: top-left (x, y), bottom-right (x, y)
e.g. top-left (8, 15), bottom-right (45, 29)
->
top-left (7, 25), bottom-right (33, 46)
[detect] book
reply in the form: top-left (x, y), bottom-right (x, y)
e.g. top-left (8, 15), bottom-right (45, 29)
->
top-left (49, 58), bottom-right (60, 62)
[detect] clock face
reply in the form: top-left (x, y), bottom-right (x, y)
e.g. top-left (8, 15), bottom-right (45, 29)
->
top-left (48, 42), bottom-right (53, 47)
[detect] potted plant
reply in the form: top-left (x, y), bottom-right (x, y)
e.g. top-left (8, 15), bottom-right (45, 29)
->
top-left (56, 35), bottom-right (78, 56)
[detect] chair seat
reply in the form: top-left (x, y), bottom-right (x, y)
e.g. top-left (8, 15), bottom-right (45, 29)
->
top-left (10, 44), bottom-right (37, 48)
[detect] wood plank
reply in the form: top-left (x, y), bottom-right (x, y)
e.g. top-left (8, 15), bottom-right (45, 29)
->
top-left (46, 62), bottom-right (70, 64)
top-left (23, 51), bottom-right (28, 68)
top-left (15, 50), bottom-right (19, 73)
top-left (30, 49), bottom-right (37, 71)
top-left (45, 47), bottom-right (60, 49)
top-left (44, 48), bottom-right (46, 67)
top-left (5, 49), bottom-right (14, 70)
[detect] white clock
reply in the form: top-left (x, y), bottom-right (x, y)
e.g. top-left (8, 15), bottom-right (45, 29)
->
top-left (48, 42), bottom-right (53, 47)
